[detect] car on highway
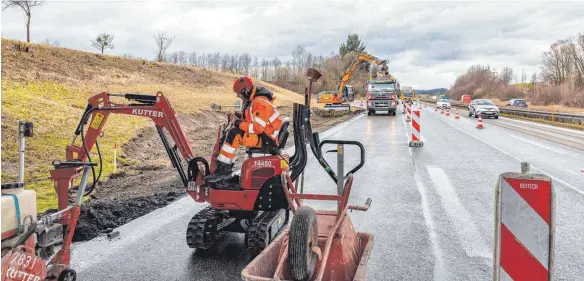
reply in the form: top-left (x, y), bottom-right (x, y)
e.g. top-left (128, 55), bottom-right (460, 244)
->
top-left (469, 99), bottom-right (499, 119)
top-left (436, 99), bottom-right (451, 109)
top-left (507, 98), bottom-right (528, 108)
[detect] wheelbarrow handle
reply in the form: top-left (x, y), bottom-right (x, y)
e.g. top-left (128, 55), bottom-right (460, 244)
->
top-left (348, 197), bottom-right (372, 211)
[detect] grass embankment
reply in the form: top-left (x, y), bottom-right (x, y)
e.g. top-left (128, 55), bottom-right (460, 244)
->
top-left (1, 39), bottom-right (303, 212)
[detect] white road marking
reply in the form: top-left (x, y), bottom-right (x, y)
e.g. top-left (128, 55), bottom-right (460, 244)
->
top-left (510, 134), bottom-right (565, 155)
top-left (413, 166), bottom-right (450, 281)
top-left (427, 166), bottom-right (491, 258)
top-left (444, 121), bottom-right (584, 196)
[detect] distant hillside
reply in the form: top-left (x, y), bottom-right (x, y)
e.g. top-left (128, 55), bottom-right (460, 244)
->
top-left (1, 38), bottom-right (303, 211)
top-left (414, 88), bottom-right (448, 95)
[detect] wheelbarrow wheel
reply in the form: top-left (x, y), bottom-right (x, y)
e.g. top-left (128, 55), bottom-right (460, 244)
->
top-left (288, 206), bottom-right (318, 281)
top-left (58, 269), bottom-right (76, 281)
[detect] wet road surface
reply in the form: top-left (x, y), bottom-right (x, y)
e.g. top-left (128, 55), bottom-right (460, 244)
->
top-left (73, 104), bottom-right (584, 281)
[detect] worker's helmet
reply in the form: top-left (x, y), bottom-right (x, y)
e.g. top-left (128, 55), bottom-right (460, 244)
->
top-left (233, 76), bottom-right (254, 98)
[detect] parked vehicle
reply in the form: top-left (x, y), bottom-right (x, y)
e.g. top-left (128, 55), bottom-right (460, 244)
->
top-left (469, 99), bottom-right (500, 119)
top-left (462, 94), bottom-right (472, 104)
top-left (436, 99), bottom-right (451, 109)
top-left (507, 99), bottom-right (528, 108)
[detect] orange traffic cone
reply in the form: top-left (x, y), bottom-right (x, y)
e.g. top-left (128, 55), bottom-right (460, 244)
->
top-left (476, 113), bottom-right (484, 129)
top-left (446, 109), bottom-right (451, 116)
top-left (440, 108), bottom-right (444, 114)
top-left (455, 109), bottom-right (460, 120)
top-left (435, 106), bottom-right (438, 112)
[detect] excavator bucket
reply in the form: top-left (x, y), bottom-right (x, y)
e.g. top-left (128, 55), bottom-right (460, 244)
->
top-left (324, 103), bottom-right (351, 111)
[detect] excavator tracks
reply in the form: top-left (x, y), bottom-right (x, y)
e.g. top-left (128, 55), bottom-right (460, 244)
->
top-left (186, 207), bottom-right (220, 250)
top-left (246, 209), bottom-right (289, 256)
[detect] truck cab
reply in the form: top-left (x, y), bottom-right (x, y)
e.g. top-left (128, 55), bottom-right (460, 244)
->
top-left (366, 78), bottom-right (398, 116)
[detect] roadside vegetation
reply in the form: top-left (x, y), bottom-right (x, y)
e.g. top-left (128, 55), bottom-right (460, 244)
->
top-left (0, 39), bottom-right (303, 211)
top-left (449, 32), bottom-right (584, 110)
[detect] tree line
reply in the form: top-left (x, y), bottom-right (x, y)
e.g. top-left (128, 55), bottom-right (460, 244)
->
top-left (449, 32), bottom-right (584, 107)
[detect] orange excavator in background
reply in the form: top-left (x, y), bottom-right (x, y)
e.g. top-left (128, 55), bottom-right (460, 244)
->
top-left (324, 53), bottom-right (389, 110)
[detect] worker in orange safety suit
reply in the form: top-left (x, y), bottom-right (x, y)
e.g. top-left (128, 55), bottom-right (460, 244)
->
top-left (206, 76), bottom-right (284, 182)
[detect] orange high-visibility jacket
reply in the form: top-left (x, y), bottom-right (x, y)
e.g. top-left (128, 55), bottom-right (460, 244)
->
top-left (238, 86), bottom-right (283, 144)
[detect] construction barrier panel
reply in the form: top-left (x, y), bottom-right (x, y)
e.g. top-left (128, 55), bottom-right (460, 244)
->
top-left (408, 109), bottom-right (423, 147)
top-left (493, 163), bottom-right (555, 281)
top-left (406, 103), bottom-right (412, 122)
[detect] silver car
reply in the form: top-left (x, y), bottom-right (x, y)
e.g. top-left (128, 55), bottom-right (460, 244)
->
top-left (436, 99), bottom-right (451, 109)
top-left (469, 99), bottom-right (499, 119)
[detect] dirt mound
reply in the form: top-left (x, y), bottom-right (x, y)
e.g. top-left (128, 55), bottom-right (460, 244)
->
top-left (72, 191), bottom-right (184, 242)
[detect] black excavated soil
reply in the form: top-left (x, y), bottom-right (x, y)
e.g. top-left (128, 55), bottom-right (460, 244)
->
top-left (72, 191), bottom-right (184, 242)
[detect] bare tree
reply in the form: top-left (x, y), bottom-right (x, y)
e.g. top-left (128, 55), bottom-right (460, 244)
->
top-left (272, 57), bottom-right (282, 80)
top-left (500, 66), bottom-right (514, 84)
top-left (571, 33), bottom-right (584, 85)
top-left (239, 53), bottom-right (252, 75)
top-left (2, 0), bottom-right (44, 42)
top-left (261, 59), bottom-right (270, 80)
top-left (188, 51), bottom-right (197, 66)
top-left (91, 33), bottom-right (114, 54)
top-left (177, 51), bottom-right (187, 65)
top-left (229, 54), bottom-right (239, 73)
top-left (220, 53), bottom-right (229, 72)
top-left (153, 32), bottom-right (174, 62)
top-left (251, 56), bottom-right (259, 77)
top-left (212, 52), bottom-right (221, 70)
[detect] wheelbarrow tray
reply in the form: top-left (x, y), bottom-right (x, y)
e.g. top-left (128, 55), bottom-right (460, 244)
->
top-left (241, 211), bottom-right (374, 281)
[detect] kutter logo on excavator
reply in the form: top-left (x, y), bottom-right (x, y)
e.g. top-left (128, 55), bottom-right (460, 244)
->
top-left (131, 108), bottom-right (164, 118)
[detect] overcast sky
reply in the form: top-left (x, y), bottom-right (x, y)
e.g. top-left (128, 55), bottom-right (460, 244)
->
top-left (2, 0), bottom-right (584, 89)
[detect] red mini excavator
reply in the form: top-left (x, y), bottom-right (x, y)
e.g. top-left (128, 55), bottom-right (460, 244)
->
top-left (49, 90), bottom-right (312, 259)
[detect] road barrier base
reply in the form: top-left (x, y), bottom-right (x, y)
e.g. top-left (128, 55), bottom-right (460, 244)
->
top-left (408, 141), bottom-right (424, 147)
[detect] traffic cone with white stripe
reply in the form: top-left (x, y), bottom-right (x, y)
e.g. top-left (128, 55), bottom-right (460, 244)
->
top-left (476, 112), bottom-right (484, 129)
top-left (440, 108), bottom-right (444, 114)
top-left (446, 108), bottom-right (450, 116)
top-left (434, 106), bottom-right (438, 112)
top-left (455, 109), bottom-right (460, 120)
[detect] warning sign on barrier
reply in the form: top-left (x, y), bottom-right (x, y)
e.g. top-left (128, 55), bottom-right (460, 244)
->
top-left (493, 166), bottom-right (555, 281)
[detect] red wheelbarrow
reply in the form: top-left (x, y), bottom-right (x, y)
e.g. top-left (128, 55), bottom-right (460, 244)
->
top-left (241, 126), bottom-right (374, 280)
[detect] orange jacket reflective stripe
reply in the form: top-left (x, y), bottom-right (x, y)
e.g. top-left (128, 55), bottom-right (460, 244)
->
top-left (238, 88), bottom-right (282, 144)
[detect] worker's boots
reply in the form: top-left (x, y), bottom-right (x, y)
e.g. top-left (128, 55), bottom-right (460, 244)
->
top-left (206, 162), bottom-right (234, 183)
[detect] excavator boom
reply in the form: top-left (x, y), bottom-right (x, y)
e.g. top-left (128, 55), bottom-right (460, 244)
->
top-left (50, 91), bottom-right (201, 211)
top-left (334, 53), bottom-right (388, 104)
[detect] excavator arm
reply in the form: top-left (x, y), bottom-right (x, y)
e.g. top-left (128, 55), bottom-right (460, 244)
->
top-left (50, 91), bottom-right (206, 210)
top-left (335, 53), bottom-right (388, 104)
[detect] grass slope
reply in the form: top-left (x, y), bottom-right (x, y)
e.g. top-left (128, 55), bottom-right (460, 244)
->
top-left (1, 39), bottom-right (302, 211)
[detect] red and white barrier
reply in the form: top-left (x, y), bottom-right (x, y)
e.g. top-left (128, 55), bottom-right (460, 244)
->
top-left (406, 103), bottom-right (412, 122)
top-left (409, 109), bottom-right (423, 147)
top-left (493, 163), bottom-right (554, 281)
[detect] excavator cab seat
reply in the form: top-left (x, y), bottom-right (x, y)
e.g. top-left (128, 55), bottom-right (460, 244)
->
top-left (246, 117), bottom-right (290, 156)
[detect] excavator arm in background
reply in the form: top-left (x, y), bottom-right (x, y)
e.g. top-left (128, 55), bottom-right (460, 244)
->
top-left (50, 91), bottom-right (207, 210)
top-left (334, 53), bottom-right (388, 104)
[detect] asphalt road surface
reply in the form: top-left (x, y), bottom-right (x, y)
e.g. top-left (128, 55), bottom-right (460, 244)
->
top-left (72, 104), bottom-right (584, 281)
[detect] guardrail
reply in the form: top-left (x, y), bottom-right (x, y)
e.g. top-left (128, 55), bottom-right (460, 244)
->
top-left (419, 98), bottom-right (584, 125)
